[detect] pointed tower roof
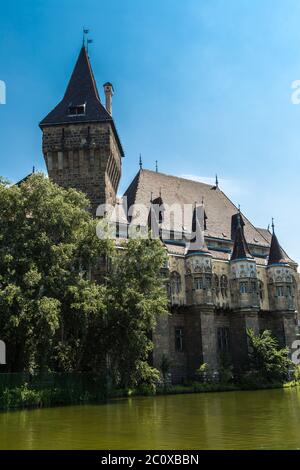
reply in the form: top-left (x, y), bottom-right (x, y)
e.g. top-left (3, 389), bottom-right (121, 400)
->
top-left (187, 203), bottom-right (210, 255)
top-left (148, 192), bottom-right (165, 237)
top-left (268, 222), bottom-right (289, 265)
top-left (39, 46), bottom-right (124, 156)
top-left (231, 212), bottom-right (253, 261)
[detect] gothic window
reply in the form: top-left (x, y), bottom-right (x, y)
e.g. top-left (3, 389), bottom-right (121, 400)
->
top-left (239, 281), bottom-right (248, 294)
top-left (68, 104), bottom-right (86, 116)
top-left (276, 285), bottom-right (284, 297)
top-left (166, 281), bottom-right (171, 297)
top-left (205, 274), bottom-right (212, 289)
top-left (250, 280), bottom-right (257, 294)
top-left (175, 328), bottom-right (184, 352)
top-left (73, 151), bottom-right (79, 169)
top-left (170, 271), bottom-right (181, 295)
top-left (259, 280), bottom-right (264, 301)
top-left (194, 276), bottom-right (203, 290)
top-left (213, 274), bottom-right (219, 295)
top-left (286, 285), bottom-right (292, 297)
top-left (217, 327), bottom-right (230, 353)
top-left (220, 275), bottom-right (228, 297)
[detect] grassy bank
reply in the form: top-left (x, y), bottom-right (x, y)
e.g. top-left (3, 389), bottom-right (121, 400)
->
top-left (1, 378), bottom-right (299, 411)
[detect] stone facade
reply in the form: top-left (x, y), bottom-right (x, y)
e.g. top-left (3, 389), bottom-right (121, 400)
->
top-left (39, 44), bottom-right (300, 384)
top-left (152, 247), bottom-right (299, 383)
top-left (42, 122), bottom-right (122, 214)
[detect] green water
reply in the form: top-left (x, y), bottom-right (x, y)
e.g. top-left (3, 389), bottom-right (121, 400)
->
top-left (1, 388), bottom-right (300, 449)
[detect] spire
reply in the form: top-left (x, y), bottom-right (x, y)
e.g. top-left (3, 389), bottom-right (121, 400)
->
top-left (39, 45), bottom-right (124, 157)
top-left (155, 160), bottom-right (158, 173)
top-left (148, 192), bottom-right (165, 236)
top-left (139, 154), bottom-right (143, 170)
top-left (211, 174), bottom-right (219, 190)
top-left (231, 212), bottom-right (253, 261)
top-left (268, 220), bottom-right (289, 265)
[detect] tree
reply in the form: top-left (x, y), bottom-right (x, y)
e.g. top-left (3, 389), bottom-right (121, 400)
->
top-left (247, 329), bottom-right (293, 383)
top-left (0, 173), bottom-right (111, 373)
top-left (106, 237), bottom-right (169, 388)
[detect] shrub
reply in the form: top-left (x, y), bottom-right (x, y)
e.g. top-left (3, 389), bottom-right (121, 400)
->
top-left (247, 329), bottom-right (293, 383)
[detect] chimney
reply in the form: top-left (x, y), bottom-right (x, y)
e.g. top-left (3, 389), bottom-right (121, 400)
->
top-left (103, 82), bottom-right (114, 115)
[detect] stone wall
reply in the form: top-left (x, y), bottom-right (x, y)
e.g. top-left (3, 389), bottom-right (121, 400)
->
top-left (41, 122), bottom-right (122, 214)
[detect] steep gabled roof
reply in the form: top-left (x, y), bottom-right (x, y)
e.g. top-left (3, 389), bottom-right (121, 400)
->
top-left (39, 46), bottom-right (124, 157)
top-left (231, 214), bottom-right (253, 261)
top-left (123, 169), bottom-right (269, 247)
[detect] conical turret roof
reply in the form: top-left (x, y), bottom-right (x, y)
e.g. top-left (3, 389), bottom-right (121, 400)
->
top-left (231, 213), bottom-right (253, 261)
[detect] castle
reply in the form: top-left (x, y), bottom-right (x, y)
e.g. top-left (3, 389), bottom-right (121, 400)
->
top-left (39, 45), bottom-right (299, 383)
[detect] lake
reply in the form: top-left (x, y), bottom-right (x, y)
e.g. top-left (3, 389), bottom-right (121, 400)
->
top-left (0, 387), bottom-right (300, 449)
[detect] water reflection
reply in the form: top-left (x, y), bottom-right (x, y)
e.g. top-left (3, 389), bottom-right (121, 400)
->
top-left (0, 388), bottom-right (300, 449)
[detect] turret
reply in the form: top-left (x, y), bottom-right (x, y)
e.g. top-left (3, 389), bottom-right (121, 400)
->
top-left (230, 212), bottom-right (259, 310)
top-left (39, 46), bottom-right (124, 215)
top-left (185, 203), bottom-right (213, 306)
top-left (267, 221), bottom-right (295, 311)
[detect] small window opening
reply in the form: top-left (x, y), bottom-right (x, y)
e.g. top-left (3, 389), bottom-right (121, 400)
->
top-left (68, 104), bottom-right (86, 116)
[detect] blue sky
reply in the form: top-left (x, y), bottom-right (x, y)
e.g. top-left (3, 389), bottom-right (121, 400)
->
top-left (1, 0), bottom-right (300, 262)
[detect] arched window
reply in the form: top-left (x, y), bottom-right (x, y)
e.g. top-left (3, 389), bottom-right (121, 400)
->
top-left (220, 275), bottom-right (228, 297)
top-left (258, 280), bottom-right (264, 301)
top-left (205, 274), bottom-right (212, 289)
top-left (276, 285), bottom-right (284, 297)
top-left (213, 274), bottom-right (219, 295)
top-left (170, 271), bottom-right (181, 295)
top-left (194, 276), bottom-right (203, 290)
top-left (239, 281), bottom-right (248, 294)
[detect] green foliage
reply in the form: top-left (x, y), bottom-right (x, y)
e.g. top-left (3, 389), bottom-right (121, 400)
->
top-left (0, 372), bottom-right (108, 410)
top-left (195, 363), bottom-right (208, 382)
top-left (106, 238), bottom-right (169, 388)
top-left (0, 174), bottom-right (111, 373)
top-left (0, 174), bottom-right (168, 391)
top-left (246, 329), bottom-right (293, 383)
top-left (294, 364), bottom-right (300, 381)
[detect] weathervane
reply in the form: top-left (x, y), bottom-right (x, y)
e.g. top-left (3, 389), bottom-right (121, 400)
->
top-left (83, 28), bottom-right (93, 53)
top-left (83, 28), bottom-right (89, 47)
top-left (271, 217), bottom-right (275, 233)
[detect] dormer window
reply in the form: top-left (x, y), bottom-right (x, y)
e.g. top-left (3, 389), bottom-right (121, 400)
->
top-left (68, 104), bottom-right (86, 116)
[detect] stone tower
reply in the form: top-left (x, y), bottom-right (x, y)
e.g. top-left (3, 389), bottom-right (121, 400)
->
top-left (39, 46), bottom-right (124, 215)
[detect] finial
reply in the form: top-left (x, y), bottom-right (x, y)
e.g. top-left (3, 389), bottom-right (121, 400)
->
top-left (83, 27), bottom-right (89, 47)
top-left (271, 218), bottom-right (275, 234)
top-left (215, 174), bottom-right (219, 188)
top-left (139, 154), bottom-right (143, 170)
top-left (32, 166), bottom-right (35, 174)
top-left (237, 206), bottom-right (242, 228)
top-left (155, 160), bottom-right (158, 173)
top-left (87, 38), bottom-right (93, 54)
